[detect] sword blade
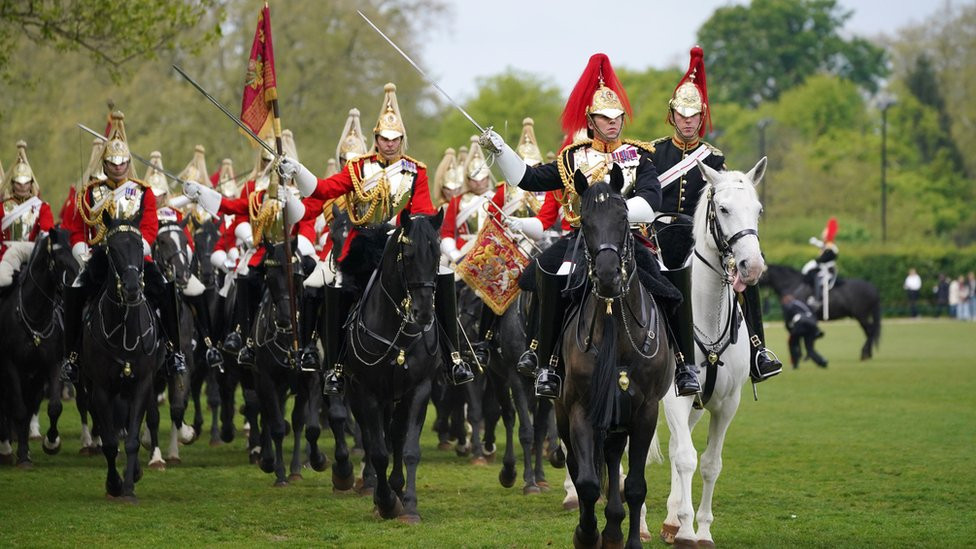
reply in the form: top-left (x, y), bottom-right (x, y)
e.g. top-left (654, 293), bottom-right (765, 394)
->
top-left (356, 10), bottom-right (485, 134)
top-left (172, 65), bottom-right (280, 159)
top-left (77, 123), bottom-right (187, 184)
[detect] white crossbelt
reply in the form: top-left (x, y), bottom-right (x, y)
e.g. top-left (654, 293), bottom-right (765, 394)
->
top-left (1, 196), bottom-right (42, 231)
top-left (361, 160), bottom-right (406, 193)
top-left (658, 146), bottom-right (711, 187)
top-left (90, 181), bottom-right (139, 212)
top-left (456, 194), bottom-right (490, 228)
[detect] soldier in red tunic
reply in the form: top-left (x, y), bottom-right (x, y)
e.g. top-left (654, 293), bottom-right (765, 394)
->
top-left (0, 141), bottom-right (54, 289)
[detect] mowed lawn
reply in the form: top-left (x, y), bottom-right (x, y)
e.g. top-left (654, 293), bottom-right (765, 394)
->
top-left (1, 318), bottom-right (973, 548)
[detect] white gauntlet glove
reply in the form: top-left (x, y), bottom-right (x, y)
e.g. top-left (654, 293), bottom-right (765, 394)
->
top-left (278, 156), bottom-right (318, 197)
top-left (479, 129), bottom-right (526, 185)
top-left (626, 197), bottom-right (656, 224)
top-left (505, 216), bottom-right (545, 240)
top-left (71, 242), bottom-right (90, 266)
top-left (183, 180), bottom-right (222, 217)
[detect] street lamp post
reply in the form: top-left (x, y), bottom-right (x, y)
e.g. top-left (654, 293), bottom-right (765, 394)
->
top-left (757, 118), bottom-right (772, 209)
top-left (878, 95), bottom-right (896, 243)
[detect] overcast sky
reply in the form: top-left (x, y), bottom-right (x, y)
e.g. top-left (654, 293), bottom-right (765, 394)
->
top-left (419, 0), bottom-right (947, 101)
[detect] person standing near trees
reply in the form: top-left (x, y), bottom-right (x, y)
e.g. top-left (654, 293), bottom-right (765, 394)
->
top-left (781, 294), bottom-right (827, 368)
top-left (650, 46), bottom-right (782, 386)
top-left (904, 267), bottom-right (922, 317)
top-left (932, 273), bottom-right (949, 317)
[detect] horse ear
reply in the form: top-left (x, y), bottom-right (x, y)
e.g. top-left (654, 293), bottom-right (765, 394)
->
top-left (608, 164), bottom-right (624, 194)
top-left (399, 210), bottom-right (413, 232)
top-left (695, 159), bottom-right (720, 185)
top-left (746, 156), bottom-right (767, 187)
top-left (431, 208), bottom-right (444, 231)
top-left (573, 169), bottom-right (588, 198)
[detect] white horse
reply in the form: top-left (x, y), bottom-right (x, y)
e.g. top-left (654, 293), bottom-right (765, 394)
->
top-left (659, 157), bottom-right (768, 548)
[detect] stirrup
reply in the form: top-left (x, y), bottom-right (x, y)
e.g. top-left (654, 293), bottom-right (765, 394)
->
top-left (223, 328), bottom-right (243, 354)
top-left (168, 350), bottom-right (188, 377)
top-left (237, 339), bottom-right (256, 368)
top-left (323, 364), bottom-right (344, 396)
top-left (449, 352), bottom-right (475, 385)
top-left (515, 340), bottom-right (539, 378)
top-left (60, 353), bottom-right (79, 383)
top-left (299, 343), bottom-right (321, 373)
top-left (204, 338), bottom-right (224, 372)
top-left (751, 347), bottom-right (783, 383)
top-left (534, 368), bottom-right (562, 400)
top-left (674, 360), bottom-right (701, 397)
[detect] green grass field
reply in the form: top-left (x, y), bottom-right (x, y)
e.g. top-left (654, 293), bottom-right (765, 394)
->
top-left (1, 319), bottom-right (974, 548)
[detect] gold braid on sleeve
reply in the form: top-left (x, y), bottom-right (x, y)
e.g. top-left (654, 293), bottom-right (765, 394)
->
top-left (555, 147), bottom-right (581, 226)
top-left (248, 191), bottom-right (279, 247)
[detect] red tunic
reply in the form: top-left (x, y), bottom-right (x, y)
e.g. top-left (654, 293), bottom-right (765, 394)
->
top-left (0, 198), bottom-right (54, 260)
top-left (64, 179), bottom-right (158, 261)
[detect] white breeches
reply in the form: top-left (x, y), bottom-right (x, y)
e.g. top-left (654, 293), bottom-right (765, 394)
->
top-left (0, 242), bottom-right (35, 287)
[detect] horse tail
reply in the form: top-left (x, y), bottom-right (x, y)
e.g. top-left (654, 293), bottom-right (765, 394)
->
top-left (647, 429), bottom-right (664, 464)
top-left (871, 297), bottom-right (882, 350)
top-left (587, 312), bottom-right (618, 433)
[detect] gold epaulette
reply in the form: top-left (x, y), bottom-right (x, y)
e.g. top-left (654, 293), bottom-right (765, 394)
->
top-left (651, 136), bottom-right (670, 146)
top-left (622, 138), bottom-right (656, 155)
top-left (700, 140), bottom-right (724, 157)
top-left (128, 177), bottom-right (150, 188)
top-left (555, 139), bottom-right (592, 189)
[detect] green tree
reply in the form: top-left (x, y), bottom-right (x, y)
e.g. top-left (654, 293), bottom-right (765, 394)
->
top-left (697, 0), bottom-right (887, 107)
top-left (0, 0), bottom-right (221, 82)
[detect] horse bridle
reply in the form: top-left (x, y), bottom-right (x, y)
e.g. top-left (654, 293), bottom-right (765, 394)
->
top-left (18, 233), bottom-right (64, 346)
top-left (582, 193), bottom-right (636, 307)
top-left (382, 228), bottom-right (437, 324)
top-left (695, 186), bottom-right (759, 282)
top-left (105, 224), bottom-right (146, 306)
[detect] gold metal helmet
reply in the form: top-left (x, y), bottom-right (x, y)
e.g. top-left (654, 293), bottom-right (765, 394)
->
top-left (2, 140), bottom-right (40, 198)
top-left (464, 135), bottom-right (491, 181)
top-left (433, 147), bottom-right (464, 208)
top-left (337, 108), bottom-right (368, 163)
top-left (102, 111), bottom-right (132, 166)
top-left (667, 46), bottom-right (712, 138)
top-left (670, 81), bottom-right (704, 118)
top-left (216, 158), bottom-right (239, 198)
top-left (516, 118), bottom-right (544, 167)
top-left (372, 83), bottom-right (407, 147)
top-left (178, 145), bottom-right (209, 199)
top-left (144, 151), bottom-right (169, 198)
top-left (588, 81), bottom-right (626, 119)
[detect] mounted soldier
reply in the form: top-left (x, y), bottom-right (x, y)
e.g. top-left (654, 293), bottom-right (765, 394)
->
top-left (182, 130), bottom-right (313, 369)
top-left (479, 53), bottom-right (683, 399)
top-left (802, 217), bottom-right (839, 313)
top-left (60, 111), bottom-right (187, 383)
top-left (0, 141), bottom-right (54, 291)
top-left (431, 147), bottom-right (464, 212)
top-left (651, 46), bottom-right (781, 388)
top-left (278, 82), bottom-right (475, 395)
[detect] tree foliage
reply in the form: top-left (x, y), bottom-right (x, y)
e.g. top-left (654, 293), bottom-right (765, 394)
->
top-left (0, 0), bottom-right (222, 82)
top-left (697, 0), bottom-right (887, 106)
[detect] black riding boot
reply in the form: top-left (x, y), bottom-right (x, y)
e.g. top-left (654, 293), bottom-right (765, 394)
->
top-left (436, 273), bottom-right (475, 386)
top-left (299, 287), bottom-right (323, 372)
top-left (472, 304), bottom-right (497, 369)
top-left (533, 269), bottom-right (568, 400)
top-left (232, 277), bottom-right (260, 368)
top-left (322, 284), bottom-right (353, 395)
top-left (663, 267), bottom-right (701, 397)
top-left (742, 284), bottom-right (782, 382)
top-left (516, 291), bottom-right (540, 378)
top-left (223, 276), bottom-right (247, 355)
top-left (59, 285), bottom-right (87, 383)
top-left (186, 292), bottom-right (223, 371)
top-left (158, 282), bottom-right (188, 377)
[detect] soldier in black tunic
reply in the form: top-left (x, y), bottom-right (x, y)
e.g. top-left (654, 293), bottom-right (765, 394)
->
top-left (480, 53), bottom-right (688, 399)
top-left (650, 46), bottom-right (782, 387)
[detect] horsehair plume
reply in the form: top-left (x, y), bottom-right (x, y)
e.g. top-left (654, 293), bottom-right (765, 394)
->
top-left (588, 308), bottom-right (618, 433)
top-left (561, 53), bottom-right (632, 138)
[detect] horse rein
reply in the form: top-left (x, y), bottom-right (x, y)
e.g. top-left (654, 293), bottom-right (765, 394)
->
top-left (17, 234), bottom-right (64, 346)
top-left (694, 186), bottom-right (759, 284)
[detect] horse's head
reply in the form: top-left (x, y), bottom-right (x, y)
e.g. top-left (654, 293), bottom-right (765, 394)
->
top-left (104, 221), bottom-right (146, 306)
top-left (41, 227), bottom-right (79, 290)
top-left (576, 166), bottom-right (633, 300)
top-left (328, 203), bottom-right (352, 256)
top-left (396, 209), bottom-right (444, 326)
top-left (154, 224), bottom-right (192, 290)
top-left (694, 157), bottom-right (767, 288)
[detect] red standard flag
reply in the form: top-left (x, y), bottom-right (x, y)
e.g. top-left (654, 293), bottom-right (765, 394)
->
top-left (240, 3), bottom-right (277, 139)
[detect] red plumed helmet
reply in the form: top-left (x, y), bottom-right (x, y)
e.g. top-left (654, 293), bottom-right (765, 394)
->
top-left (824, 217), bottom-right (839, 243)
top-left (561, 53), bottom-right (632, 139)
top-left (668, 45), bottom-right (712, 138)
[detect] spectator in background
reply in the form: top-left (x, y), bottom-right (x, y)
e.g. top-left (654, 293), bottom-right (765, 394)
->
top-left (968, 272), bottom-right (976, 321)
top-left (904, 268), bottom-right (922, 317)
top-left (948, 275), bottom-right (961, 318)
top-left (956, 275), bottom-right (970, 320)
top-left (781, 294), bottom-right (827, 368)
top-left (933, 273), bottom-right (950, 318)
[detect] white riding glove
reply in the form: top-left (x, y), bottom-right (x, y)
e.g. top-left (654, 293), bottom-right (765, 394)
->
top-left (235, 222), bottom-right (254, 249)
top-left (210, 250), bottom-right (228, 272)
top-left (626, 197), bottom-right (656, 223)
top-left (479, 129), bottom-right (526, 185)
top-left (278, 156), bottom-right (318, 197)
top-left (71, 242), bottom-right (90, 266)
top-left (183, 180), bottom-right (222, 217)
top-left (440, 237), bottom-right (463, 263)
top-left (505, 216), bottom-right (544, 241)
top-left (142, 239), bottom-right (152, 257)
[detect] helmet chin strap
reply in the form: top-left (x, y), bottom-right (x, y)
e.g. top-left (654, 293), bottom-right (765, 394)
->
top-left (587, 114), bottom-right (621, 143)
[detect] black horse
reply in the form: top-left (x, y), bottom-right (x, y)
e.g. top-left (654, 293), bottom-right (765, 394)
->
top-left (0, 228), bottom-right (77, 466)
top-left (81, 221), bottom-right (165, 500)
top-left (763, 263), bottom-right (881, 359)
top-left (558, 176), bottom-right (673, 549)
top-left (345, 210), bottom-right (444, 523)
top-left (187, 215), bottom-right (223, 445)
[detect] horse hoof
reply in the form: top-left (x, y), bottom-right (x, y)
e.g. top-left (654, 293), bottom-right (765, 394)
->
top-left (310, 454), bottom-right (328, 473)
top-left (640, 529), bottom-right (653, 543)
top-left (572, 529), bottom-right (600, 549)
top-left (600, 537), bottom-right (624, 549)
top-left (148, 461), bottom-right (166, 471)
top-left (332, 470), bottom-right (355, 492)
top-left (209, 438), bottom-right (224, 448)
top-left (697, 541), bottom-right (715, 549)
top-left (455, 446), bottom-right (470, 458)
top-left (522, 484), bottom-right (541, 495)
top-left (660, 523), bottom-right (679, 544)
top-left (549, 446), bottom-right (567, 468)
top-left (674, 538), bottom-right (698, 549)
top-left (273, 479), bottom-right (289, 488)
top-left (470, 456), bottom-right (488, 466)
top-left (563, 497), bottom-right (579, 511)
top-left (397, 513), bottom-right (421, 525)
top-left (536, 479), bottom-right (549, 489)
top-left (356, 480), bottom-right (374, 497)
top-left (78, 446), bottom-right (95, 457)
top-left (375, 496), bottom-right (404, 520)
top-left (166, 456), bottom-right (182, 466)
top-left (498, 468), bottom-right (517, 488)
top-left (43, 438), bottom-right (62, 455)
top-left (288, 473), bottom-right (303, 482)
top-left (437, 441), bottom-right (452, 451)
top-left (16, 460), bottom-right (33, 470)
top-left (259, 458), bottom-right (275, 474)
